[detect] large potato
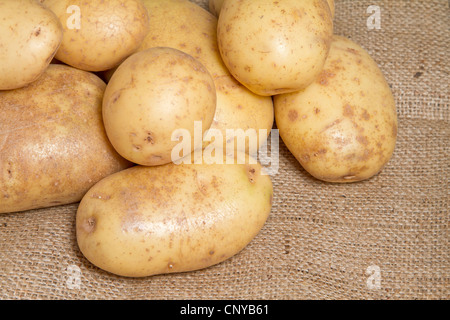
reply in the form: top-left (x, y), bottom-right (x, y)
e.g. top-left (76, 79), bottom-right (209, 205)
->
top-left (102, 47), bottom-right (216, 166)
top-left (137, 0), bottom-right (274, 153)
top-left (76, 153), bottom-right (273, 277)
top-left (0, 0), bottom-right (62, 90)
top-left (42, 0), bottom-right (149, 71)
top-left (274, 36), bottom-right (398, 183)
top-left (0, 65), bottom-right (131, 214)
top-left (217, 0), bottom-right (333, 96)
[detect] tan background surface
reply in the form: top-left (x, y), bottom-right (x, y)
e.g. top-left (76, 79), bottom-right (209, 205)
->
top-left (0, 0), bottom-right (448, 299)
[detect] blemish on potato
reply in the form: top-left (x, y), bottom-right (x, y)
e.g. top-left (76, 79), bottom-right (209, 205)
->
top-left (356, 135), bottom-right (369, 146)
top-left (343, 104), bottom-right (354, 117)
top-left (145, 131), bottom-right (155, 144)
top-left (246, 166), bottom-right (257, 184)
top-left (362, 109), bottom-right (370, 120)
top-left (84, 217), bottom-right (96, 233)
top-left (288, 109), bottom-right (298, 121)
top-left (317, 69), bottom-right (335, 86)
top-left (321, 119), bottom-right (342, 133)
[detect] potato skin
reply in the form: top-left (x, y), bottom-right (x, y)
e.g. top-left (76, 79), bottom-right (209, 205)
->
top-left (137, 0), bottom-right (274, 153)
top-left (42, 0), bottom-right (149, 71)
top-left (274, 36), bottom-right (398, 183)
top-left (0, 65), bottom-right (132, 214)
top-left (0, 0), bottom-right (62, 90)
top-left (217, 0), bottom-right (333, 96)
top-left (102, 47), bottom-right (217, 166)
top-left (76, 156), bottom-right (273, 277)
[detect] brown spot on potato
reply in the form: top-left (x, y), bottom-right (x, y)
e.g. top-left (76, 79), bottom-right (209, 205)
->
top-left (346, 48), bottom-right (360, 55)
top-left (362, 109), bottom-right (370, 120)
top-left (356, 135), bottom-right (369, 146)
top-left (343, 104), bottom-right (354, 117)
top-left (288, 110), bottom-right (298, 121)
top-left (145, 131), bottom-right (155, 144)
top-left (84, 217), bottom-right (96, 233)
top-left (246, 166), bottom-right (257, 183)
top-left (321, 119), bottom-right (343, 133)
top-left (317, 69), bottom-right (335, 86)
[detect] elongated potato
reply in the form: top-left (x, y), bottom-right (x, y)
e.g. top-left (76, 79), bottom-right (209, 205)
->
top-left (76, 154), bottom-right (273, 277)
top-left (0, 65), bottom-right (131, 214)
top-left (137, 0), bottom-right (274, 153)
top-left (0, 0), bottom-right (63, 90)
top-left (274, 36), bottom-right (397, 183)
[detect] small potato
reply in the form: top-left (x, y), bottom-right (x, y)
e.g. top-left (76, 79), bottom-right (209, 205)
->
top-left (76, 153), bottom-right (273, 277)
top-left (138, 0), bottom-right (274, 153)
top-left (0, 65), bottom-right (131, 214)
top-left (0, 0), bottom-right (62, 90)
top-left (274, 36), bottom-right (398, 183)
top-left (102, 47), bottom-right (216, 166)
top-left (42, 0), bottom-right (149, 71)
top-left (217, 0), bottom-right (333, 96)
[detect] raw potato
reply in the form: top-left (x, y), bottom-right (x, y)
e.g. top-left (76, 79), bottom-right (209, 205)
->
top-left (76, 153), bottom-right (273, 277)
top-left (0, 65), bottom-right (132, 214)
top-left (208, 0), bottom-right (224, 16)
top-left (217, 0), bottom-right (333, 96)
top-left (0, 0), bottom-right (62, 90)
top-left (137, 0), bottom-right (274, 153)
top-left (102, 47), bottom-right (216, 166)
top-left (274, 36), bottom-right (398, 183)
top-left (42, 0), bottom-right (149, 71)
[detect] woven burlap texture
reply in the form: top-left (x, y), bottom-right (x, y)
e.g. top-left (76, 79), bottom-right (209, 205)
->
top-left (0, 0), bottom-right (448, 299)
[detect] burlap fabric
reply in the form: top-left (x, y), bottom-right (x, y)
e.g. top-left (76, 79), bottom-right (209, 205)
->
top-left (0, 0), bottom-right (448, 300)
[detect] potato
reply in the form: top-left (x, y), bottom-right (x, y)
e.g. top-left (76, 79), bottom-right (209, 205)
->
top-left (137, 0), bottom-right (274, 153)
top-left (42, 0), bottom-right (149, 71)
top-left (208, 0), bottom-right (224, 17)
top-left (0, 0), bottom-right (62, 90)
top-left (102, 47), bottom-right (216, 166)
top-left (217, 0), bottom-right (333, 96)
top-left (0, 65), bottom-right (131, 214)
top-left (76, 153), bottom-right (273, 277)
top-left (274, 36), bottom-right (398, 183)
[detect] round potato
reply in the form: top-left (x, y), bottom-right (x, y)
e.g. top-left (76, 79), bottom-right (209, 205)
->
top-left (137, 0), bottom-right (274, 153)
top-left (42, 0), bottom-right (149, 71)
top-left (274, 36), bottom-right (398, 183)
top-left (0, 64), bottom-right (132, 214)
top-left (0, 0), bottom-right (62, 90)
top-left (217, 0), bottom-right (333, 96)
top-left (76, 153), bottom-right (273, 277)
top-left (102, 47), bottom-right (216, 166)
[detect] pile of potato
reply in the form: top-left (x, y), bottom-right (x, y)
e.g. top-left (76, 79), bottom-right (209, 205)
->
top-left (0, 0), bottom-right (397, 277)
